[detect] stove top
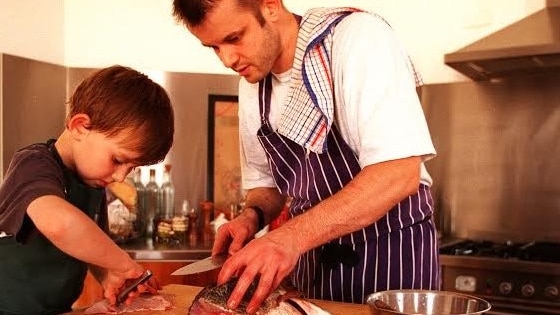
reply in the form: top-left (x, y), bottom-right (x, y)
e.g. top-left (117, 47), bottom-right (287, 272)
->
top-left (440, 239), bottom-right (560, 263)
top-left (439, 239), bottom-right (560, 314)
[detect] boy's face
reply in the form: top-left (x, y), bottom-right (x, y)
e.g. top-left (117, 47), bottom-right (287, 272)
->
top-left (72, 128), bottom-right (141, 189)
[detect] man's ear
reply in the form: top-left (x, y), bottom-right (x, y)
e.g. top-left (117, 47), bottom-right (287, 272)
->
top-left (66, 113), bottom-right (92, 140)
top-left (261, 0), bottom-right (282, 22)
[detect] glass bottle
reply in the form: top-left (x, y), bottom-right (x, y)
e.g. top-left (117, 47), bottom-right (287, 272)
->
top-left (171, 199), bottom-right (190, 245)
top-left (159, 164), bottom-right (175, 220)
top-left (132, 168), bottom-right (147, 237)
top-left (154, 164), bottom-right (175, 244)
top-left (145, 168), bottom-right (160, 239)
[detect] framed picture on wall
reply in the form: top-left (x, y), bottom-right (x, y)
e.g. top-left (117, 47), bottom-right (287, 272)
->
top-left (207, 94), bottom-right (243, 214)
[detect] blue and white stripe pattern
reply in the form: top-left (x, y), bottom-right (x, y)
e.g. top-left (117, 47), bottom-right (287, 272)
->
top-left (257, 75), bottom-right (440, 304)
top-left (278, 7), bottom-right (423, 155)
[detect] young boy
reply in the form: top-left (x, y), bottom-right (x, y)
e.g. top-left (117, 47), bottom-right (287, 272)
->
top-left (0, 65), bottom-right (174, 315)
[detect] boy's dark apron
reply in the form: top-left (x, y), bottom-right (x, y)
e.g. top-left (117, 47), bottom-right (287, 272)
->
top-left (0, 139), bottom-right (106, 315)
top-left (256, 75), bottom-right (440, 304)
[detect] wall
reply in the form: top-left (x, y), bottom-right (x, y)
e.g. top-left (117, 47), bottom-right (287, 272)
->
top-left (62, 0), bottom-right (546, 84)
top-left (0, 0), bottom-right (65, 65)
top-left (1, 54), bottom-right (66, 177)
top-left (0, 0), bottom-right (547, 84)
top-left (422, 72), bottom-right (560, 243)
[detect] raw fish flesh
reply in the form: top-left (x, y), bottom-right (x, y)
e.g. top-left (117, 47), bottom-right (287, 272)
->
top-left (189, 278), bottom-right (329, 315)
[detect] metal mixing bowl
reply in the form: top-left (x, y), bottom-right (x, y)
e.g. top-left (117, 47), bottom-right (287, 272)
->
top-left (367, 290), bottom-right (491, 315)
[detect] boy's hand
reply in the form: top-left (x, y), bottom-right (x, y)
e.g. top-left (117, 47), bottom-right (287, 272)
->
top-left (101, 263), bottom-right (160, 306)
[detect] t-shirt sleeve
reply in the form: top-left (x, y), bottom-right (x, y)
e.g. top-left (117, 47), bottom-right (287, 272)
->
top-left (0, 149), bottom-right (65, 240)
top-left (332, 12), bottom-right (436, 169)
top-left (238, 78), bottom-right (277, 190)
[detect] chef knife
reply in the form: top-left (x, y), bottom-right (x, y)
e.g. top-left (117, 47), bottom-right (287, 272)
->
top-left (171, 253), bottom-right (227, 276)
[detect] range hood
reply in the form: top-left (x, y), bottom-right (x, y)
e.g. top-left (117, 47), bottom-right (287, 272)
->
top-left (444, 0), bottom-right (560, 80)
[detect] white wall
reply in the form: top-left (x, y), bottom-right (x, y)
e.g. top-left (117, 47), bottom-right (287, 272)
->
top-left (0, 0), bottom-right (547, 83)
top-left (0, 0), bottom-right (65, 65)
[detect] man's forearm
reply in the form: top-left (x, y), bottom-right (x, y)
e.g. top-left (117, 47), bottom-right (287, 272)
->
top-left (274, 156), bottom-right (422, 254)
top-left (244, 187), bottom-right (286, 227)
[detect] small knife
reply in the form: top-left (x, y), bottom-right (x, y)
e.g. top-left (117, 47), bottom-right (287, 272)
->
top-left (116, 269), bottom-right (153, 305)
top-left (171, 253), bottom-right (227, 276)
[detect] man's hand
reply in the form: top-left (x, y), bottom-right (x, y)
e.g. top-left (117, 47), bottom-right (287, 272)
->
top-left (211, 209), bottom-right (260, 257)
top-left (217, 226), bottom-right (300, 314)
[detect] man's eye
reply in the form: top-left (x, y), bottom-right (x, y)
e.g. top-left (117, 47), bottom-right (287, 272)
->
top-left (225, 36), bottom-right (239, 43)
top-left (113, 158), bottom-right (122, 164)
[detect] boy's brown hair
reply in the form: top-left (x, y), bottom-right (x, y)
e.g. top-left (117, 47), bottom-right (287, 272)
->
top-left (68, 65), bottom-right (174, 166)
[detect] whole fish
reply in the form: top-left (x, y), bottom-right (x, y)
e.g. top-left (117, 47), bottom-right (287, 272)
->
top-left (189, 278), bottom-right (330, 315)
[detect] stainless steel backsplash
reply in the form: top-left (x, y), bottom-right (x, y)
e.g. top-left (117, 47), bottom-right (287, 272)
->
top-left (3, 54), bottom-right (560, 243)
top-left (1, 54), bottom-right (239, 210)
top-left (1, 54), bottom-right (66, 175)
top-left (421, 73), bottom-right (560, 243)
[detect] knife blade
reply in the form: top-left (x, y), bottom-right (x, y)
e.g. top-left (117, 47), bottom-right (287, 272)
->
top-left (171, 253), bottom-right (227, 276)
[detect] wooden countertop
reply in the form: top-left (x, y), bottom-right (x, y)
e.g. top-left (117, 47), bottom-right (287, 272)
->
top-left (66, 284), bottom-right (371, 315)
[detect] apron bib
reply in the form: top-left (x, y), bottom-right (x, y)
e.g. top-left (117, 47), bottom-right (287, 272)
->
top-left (256, 75), bottom-right (440, 303)
top-left (0, 139), bottom-right (106, 315)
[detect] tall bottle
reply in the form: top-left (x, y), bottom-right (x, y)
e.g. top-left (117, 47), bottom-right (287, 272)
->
top-left (159, 164), bottom-right (175, 219)
top-left (132, 168), bottom-right (147, 237)
top-left (145, 168), bottom-right (160, 238)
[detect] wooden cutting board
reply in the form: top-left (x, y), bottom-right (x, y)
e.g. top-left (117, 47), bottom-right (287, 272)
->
top-left (66, 284), bottom-right (371, 315)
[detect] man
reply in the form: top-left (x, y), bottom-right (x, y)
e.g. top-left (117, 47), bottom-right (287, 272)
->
top-left (173, 0), bottom-right (439, 313)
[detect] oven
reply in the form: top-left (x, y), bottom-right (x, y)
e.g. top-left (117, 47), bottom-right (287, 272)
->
top-left (439, 240), bottom-right (560, 315)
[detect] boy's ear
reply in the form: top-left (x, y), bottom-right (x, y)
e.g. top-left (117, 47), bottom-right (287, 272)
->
top-left (66, 113), bottom-right (92, 140)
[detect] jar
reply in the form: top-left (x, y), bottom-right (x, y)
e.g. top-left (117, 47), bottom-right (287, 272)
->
top-left (105, 179), bottom-right (142, 244)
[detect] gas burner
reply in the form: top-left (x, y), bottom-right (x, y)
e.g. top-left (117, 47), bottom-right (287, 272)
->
top-left (440, 240), bottom-right (524, 260)
top-left (519, 241), bottom-right (560, 263)
top-left (440, 239), bottom-right (560, 263)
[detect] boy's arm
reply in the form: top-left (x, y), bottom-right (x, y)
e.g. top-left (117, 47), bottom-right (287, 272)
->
top-left (27, 194), bottom-right (145, 304)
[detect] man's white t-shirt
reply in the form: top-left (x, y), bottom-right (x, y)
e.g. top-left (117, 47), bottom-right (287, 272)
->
top-left (238, 12), bottom-right (436, 190)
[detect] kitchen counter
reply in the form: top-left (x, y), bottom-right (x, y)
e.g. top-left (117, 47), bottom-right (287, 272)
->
top-left (66, 284), bottom-right (371, 315)
top-left (119, 237), bottom-right (212, 261)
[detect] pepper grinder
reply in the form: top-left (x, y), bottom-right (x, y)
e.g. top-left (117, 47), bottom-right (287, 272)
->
top-left (200, 200), bottom-right (214, 245)
top-left (187, 207), bottom-right (199, 245)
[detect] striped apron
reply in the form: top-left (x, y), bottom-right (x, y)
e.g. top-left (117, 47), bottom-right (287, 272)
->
top-left (256, 74), bottom-right (440, 303)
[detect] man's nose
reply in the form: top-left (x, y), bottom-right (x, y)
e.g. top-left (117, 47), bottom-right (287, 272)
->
top-left (219, 48), bottom-right (239, 69)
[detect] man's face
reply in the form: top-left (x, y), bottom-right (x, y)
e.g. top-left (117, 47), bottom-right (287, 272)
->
top-left (188, 0), bottom-right (281, 83)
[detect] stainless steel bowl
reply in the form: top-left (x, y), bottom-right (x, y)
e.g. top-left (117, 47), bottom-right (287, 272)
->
top-left (367, 290), bottom-right (491, 315)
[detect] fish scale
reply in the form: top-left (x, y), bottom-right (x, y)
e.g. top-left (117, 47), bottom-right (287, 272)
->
top-left (188, 277), bottom-right (330, 315)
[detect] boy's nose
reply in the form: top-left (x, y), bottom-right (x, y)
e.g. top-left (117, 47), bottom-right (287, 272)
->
top-left (112, 168), bottom-right (129, 183)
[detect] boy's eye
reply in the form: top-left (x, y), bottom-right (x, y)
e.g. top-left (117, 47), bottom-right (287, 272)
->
top-left (112, 158), bottom-right (122, 164)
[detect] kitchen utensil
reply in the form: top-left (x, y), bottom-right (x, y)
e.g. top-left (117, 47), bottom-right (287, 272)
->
top-left (116, 269), bottom-right (153, 305)
top-left (367, 289), bottom-right (491, 315)
top-left (170, 253), bottom-right (227, 275)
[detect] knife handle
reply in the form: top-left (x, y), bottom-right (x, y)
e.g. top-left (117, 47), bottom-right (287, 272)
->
top-left (116, 269), bottom-right (153, 305)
